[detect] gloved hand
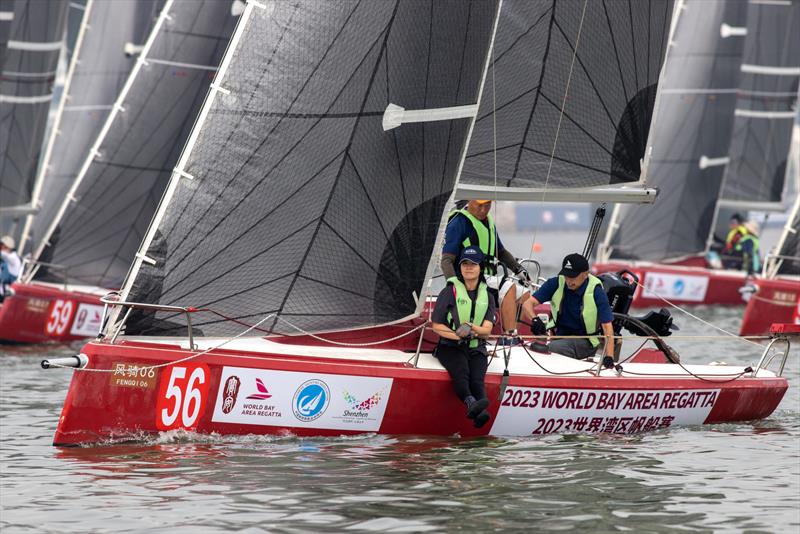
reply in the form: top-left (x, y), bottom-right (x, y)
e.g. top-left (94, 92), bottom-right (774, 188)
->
top-left (515, 267), bottom-right (532, 285)
top-left (455, 323), bottom-right (472, 338)
top-left (602, 356), bottom-right (615, 369)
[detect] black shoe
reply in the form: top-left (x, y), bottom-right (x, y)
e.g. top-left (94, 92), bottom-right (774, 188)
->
top-left (473, 410), bottom-right (491, 428)
top-left (465, 397), bottom-right (489, 419)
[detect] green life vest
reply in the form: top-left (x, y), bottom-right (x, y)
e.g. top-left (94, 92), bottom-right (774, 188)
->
top-left (449, 208), bottom-right (497, 274)
top-left (546, 274), bottom-right (603, 348)
top-left (446, 279), bottom-right (489, 349)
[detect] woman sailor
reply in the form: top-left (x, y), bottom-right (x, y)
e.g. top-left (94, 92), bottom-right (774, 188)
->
top-left (431, 246), bottom-right (496, 428)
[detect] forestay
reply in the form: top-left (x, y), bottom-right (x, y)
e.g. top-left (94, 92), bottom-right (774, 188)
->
top-left (123, 0), bottom-right (498, 337)
top-left (457, 0), bottom-right (674, 201)
top-left (718, 0), bottom-right (800, 209)
top-left (18, 0), bottom-right (162, 256)
top-left (0, 0), bottom-right (68, 214)
top-left (602, 0), bottom-right (747, 262)
top-left (30, 0), bottom-right (237, 289)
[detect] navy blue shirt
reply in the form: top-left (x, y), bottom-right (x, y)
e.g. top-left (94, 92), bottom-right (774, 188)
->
top-left (442, 213), bottom-right (505, 256)
top-left (533, 276), bottom-right (613, 335)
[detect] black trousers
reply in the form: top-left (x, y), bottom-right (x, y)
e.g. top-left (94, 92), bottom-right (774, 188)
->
top-left (435, 343), bottom-right (489, 402)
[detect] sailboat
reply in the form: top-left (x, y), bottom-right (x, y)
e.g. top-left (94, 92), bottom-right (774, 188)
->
top-left (49, 1), bottom-right (789, 446)
top-left (0, 0), bottom-right (69, 242)
top-left (0, 0), bottom-right (237, 343)
top-left (740, 115), bottom-right (800, 336)
top-left (595, 0), bottom-right (800, 308)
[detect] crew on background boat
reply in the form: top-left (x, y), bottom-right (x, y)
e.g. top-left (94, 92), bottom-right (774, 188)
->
top-left (0, 235), bottom-right (21, 299)
top-left (431, 246), bottom-right (496, 428)
top-left (523, 253), bottom-right (616, 368)
top-left (720, 213), bottom-right (761, 274)
top-left (442, 199), bottom-right (531, 345)
top-left (739, 220), bottom-right (761, 275)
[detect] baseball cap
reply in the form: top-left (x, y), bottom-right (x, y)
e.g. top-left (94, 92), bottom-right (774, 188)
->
top-left (459, 246), bottom-right (485, 265)
top-left (559, 253), bottom-right (589, 277)
top-left (474, 199), bottom-right (492, 205)
top-left (0, 235), bottom-right (14, 249)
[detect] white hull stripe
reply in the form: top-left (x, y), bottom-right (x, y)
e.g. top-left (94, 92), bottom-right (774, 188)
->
top-left (7, 40), bottom-right (63, 52)
top-left (0, 93), bottom-right (53, 104)
top-left (734, 109), bottom-right (795, 119)
top-left (741, 64), bottom-right (800, 76)
top-left (382, 103), bottom-right (478, 131)
top-left (698, 155), bottom-right (729, 169)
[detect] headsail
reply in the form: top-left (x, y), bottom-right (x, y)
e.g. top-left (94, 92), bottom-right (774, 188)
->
top-left (29, 0), bottom-right (237, 289)
top-left (0, 0), bottom-right (68, 222)
top-left (717, 0), bottom-right (800, 210)
top-left (766, 115), bottom-right (800, 277)
top-left (18, 0), bottom-right (162, 256)
top-left (457, 0), bottom-right (675, 202)
top-left (123, 1), bottom-right (499, 337)
top-left (601, 0), bottom-right (747, 262)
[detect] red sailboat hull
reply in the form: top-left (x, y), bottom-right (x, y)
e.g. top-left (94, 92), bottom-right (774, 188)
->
top-left (739, 277), bottom-right (800, 336)
top-left (0, 283), bottom-right (106, 344)
top-left (593, 260), bottom-right (749, 307)
top-left (52, 338), bottom-right (788, 446)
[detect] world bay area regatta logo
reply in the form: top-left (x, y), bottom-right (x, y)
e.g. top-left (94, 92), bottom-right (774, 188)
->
top-left (221, 375), bottom-right (282, 419)
top-left (292, 379), bottom-right (330, 422)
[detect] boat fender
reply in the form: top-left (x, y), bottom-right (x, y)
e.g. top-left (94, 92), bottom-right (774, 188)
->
top-left (41, 354), bottom-right (89, 370)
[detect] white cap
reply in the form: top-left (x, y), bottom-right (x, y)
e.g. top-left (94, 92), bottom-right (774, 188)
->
top-left (0, 235), bottom-right (14, 249)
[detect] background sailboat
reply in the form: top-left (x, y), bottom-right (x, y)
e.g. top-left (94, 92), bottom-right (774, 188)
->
top-left (0, 0), bottom-right (68, 242)
top-left (0, 0), bottom-right (237, 343)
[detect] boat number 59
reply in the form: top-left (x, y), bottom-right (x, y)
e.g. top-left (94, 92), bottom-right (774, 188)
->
top-left (45, 299), bottom-right (74, 336)
top-left (156, 364), bottom-right (210, 431)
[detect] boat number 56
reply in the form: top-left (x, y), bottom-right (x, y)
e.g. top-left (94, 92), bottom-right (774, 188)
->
top-left (156, 364), bottom-right (210, 431)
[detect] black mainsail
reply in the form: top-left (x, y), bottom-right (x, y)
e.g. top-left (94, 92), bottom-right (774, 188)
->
top-left (457, 0), bottom-right (674, 202)
top-left (29, 0), bottom-right (237, 289)
top-left (18, 0), bottom-right (162, 256)
top-left (717, 0), bottom-right (800, 211)
top-left (120, 0), bottom-right (674, 338)
top-left (123, 1), bottom-right (499, 336)
top-left (0, 0), bottom-right (68, 233)
top-left (601, 0), bottom-right (747, 261)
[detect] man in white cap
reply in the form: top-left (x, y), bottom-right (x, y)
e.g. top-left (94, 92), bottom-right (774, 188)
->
top-left (1, 235), bottom-right (22, 297)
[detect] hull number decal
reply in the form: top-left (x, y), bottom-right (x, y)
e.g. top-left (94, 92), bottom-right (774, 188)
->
top-left (212, 367), bottom-right (393, 432)
top-left (490, 387), bottom-right (719, 436)
top-left (156, 364), bottom-right (210, 431)
top-left (45, 299), bottom-right (74, 336)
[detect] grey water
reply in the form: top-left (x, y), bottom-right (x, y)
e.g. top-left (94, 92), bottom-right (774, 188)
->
top-left (1, 305), bottom-right (798, 533)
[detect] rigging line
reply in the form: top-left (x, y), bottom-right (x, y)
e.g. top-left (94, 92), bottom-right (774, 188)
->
top-left (531, 0), bottom-right (588, 254)
top-left (474, 86), bottom-right (540, 123)
top-left (53, 313), bottom-right (279, 374)
top-left (273, 316), bottom-right (427, 347)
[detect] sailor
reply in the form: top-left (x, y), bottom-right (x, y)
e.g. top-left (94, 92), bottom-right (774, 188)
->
top-left (739, 220), bottom-right (761, 275)
top-left (441, 199), bottom-right (531, 345)
top-left (431, 246), bottom-right (496, 428)
top-left (0, 235), bottom-right (22, 299)
top-left (522, 253), bottom-right (616, 369)
top-left (721, 213), bottom-right (749, 268)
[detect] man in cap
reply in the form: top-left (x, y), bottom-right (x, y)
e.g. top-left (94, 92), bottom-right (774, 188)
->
top-left (1, 235), bottom-right (22, 298)
top-left (441, 199), bottom-right (531, 345)
top-left (522, 253), bottom-right (616, 368)
top-left (431, 246), bottom-right (496, 428)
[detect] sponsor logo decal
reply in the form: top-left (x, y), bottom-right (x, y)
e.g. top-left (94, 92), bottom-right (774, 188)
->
top-left (642, 273), bottom-right (709, 302)
top-left (246, 378), bottom-right (272, 400)
top-left (221, 375), bottom-right (241, 414)
top-left (212, 368), bottom-right (392, 431)
top-left (292, 380), bottom-right (330, 422)
top-left (672, 279), bottom-right (685, 295)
